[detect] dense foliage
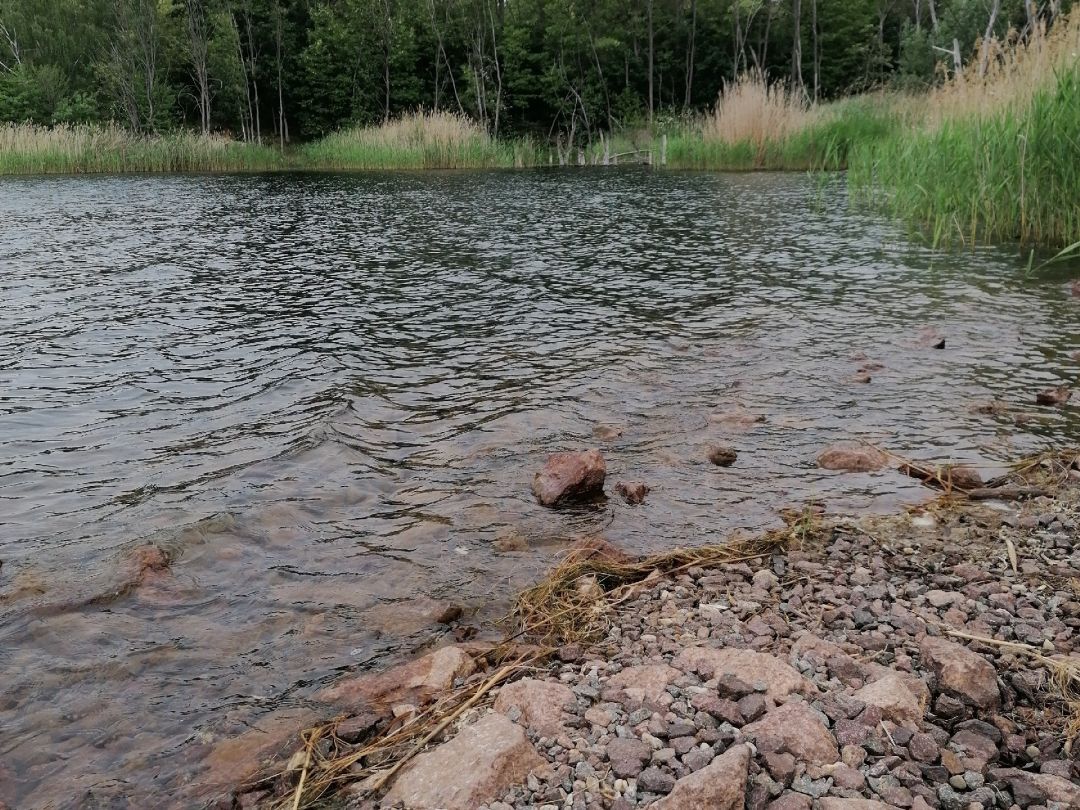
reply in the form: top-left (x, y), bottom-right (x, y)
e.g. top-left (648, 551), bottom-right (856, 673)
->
top-left (0, 0), bottom-right (1070, 144)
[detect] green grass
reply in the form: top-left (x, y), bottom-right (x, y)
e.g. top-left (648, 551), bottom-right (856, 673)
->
top-left (850, 65), bottom-right (1080, 246)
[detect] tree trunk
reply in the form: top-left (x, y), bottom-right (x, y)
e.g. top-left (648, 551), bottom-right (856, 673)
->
top-left (927, 0), bottom-right (938, 32)
top-left (791, 0), bottom-right (804, 96)
top-left (978, 0), bottom-right (1001, 77)
top-left (647, 0), bottom-right (654, 125)
top-left (184, 0), bottom-right (211, 135)
top-left (683, 0), bottom-right (696, 109)
top-left (811, 0), bottom-right (820, 101)
top-left (275, 2), bottom-right (286, 150)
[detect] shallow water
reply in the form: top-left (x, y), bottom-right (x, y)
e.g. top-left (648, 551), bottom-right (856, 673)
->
top-left (1, 169), bottom-right (1078, 807)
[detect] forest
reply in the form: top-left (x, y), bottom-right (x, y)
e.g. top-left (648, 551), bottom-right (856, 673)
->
top-left (0, 0), bottom-right (1070, 143)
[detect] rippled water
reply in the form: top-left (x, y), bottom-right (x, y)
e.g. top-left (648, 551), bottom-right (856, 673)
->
top-left (1, 169), bottom-right (1078, 807)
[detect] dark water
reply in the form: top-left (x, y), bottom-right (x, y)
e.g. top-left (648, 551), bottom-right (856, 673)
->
top-left (1, 169), bottom-right (1078, 807)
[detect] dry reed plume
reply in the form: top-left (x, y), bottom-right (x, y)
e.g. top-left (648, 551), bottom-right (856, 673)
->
top-left (703, 72), bottom-right (817, 149)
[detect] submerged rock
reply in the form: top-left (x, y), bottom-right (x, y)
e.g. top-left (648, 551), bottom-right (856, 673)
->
top-left (707, 446), bottom-right (738, 467)
top-left (382, 712), bottom-right (546, 809)
top-left (614, 481), bottom-right (650, 505)
top-left (593, 423), bottom-right (624, 441)
top-left (532, 449), bottom-right (606, 506)
top-left (1035, 385), bottom-right (1072, 406)
top-left (817, 444), bottom-right (889, 473)
top-left (316, 645), bottom-right (476, 710)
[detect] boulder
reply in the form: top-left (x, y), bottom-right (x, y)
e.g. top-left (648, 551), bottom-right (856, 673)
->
top-left (493, 677), bottom-right (574, 737)
top-left (316, 645), bottom-right (476, 710)
top-left (606, 663), bottom-right (680, 708)
top-left (614, 481), bottom-right (650, 505)
top-left (816, 444), bottom-right (888, 473)
top-left (816, 800), bottom-right (892, 810)
top-left (743, 703), bottom-right (839, 765)
top-left (852, 673), bottom-right (927, 728)
top-left (673, 647), bottom-right (814, 701)
top-left (707, 446), bottom-right (738, 467)
top-left (989, 767), bottom-right (1080, 807)
top-left (919, 637), bottom-right (1000, 709)
top-left (652, 743), bottom-right (751, 810)
top-left (383, 713), bottom-right (546, 809)
top-left (532, 449), bottom-right (606, 506)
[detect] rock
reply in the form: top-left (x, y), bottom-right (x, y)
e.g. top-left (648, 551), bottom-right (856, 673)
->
top-left (593, 424), bottom-right (623, 441)
top-left (334, 711), bottom-right (382, 744)
top-left (851, 673), bottom-right (926, 728)
top-left (707, 446), bottom-right (738, 467)
top-left (672, 647), bottom-right (813, 701)
top-left (532, 449), bottom-right (606, 506)
top-left (766, 795), bottom-right (811, 810)
top-left (652, 744), bottom-right (750, 810)
top-left (614, 481), bottom-right (650, 505)
top-left (494, 678), bottom-right (574, 737)
top-left (743, 703), bottom-right (839, 765)
top-left (383, 713), bottom-right (545, 809)
top-left (316, 645), bottom-right (476, 709)
top-left (908, 732), bottom-right (939, 763)
top-left (638, 766), bottom-right (677, 794)
top-left (494, 531), bottom-right (529, 552)
top-left (990, 767), bottom-right (1080, 806)
top-left (1035, 386), bottom-right (1071, 407)
top-left (816, 800), bottom-right (892, 810)
top-left (707, 407), bottom-right (766, 429)
top-left (919, 637), bottom-right (1000, 709)
top-left (753, 569), bottom-right (780, 590)
top-left (606, 738), bottom-right (652, 778)
top-left (606, 664), bottom-right (681, 708)
top-left (817, 444), bottom-right (889, 473)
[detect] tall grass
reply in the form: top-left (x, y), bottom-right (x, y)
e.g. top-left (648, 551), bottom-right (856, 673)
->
top-left (850, 12), bottom-right (1080, 246)
top-left (0, 123), bottom-right (284, 174)
top-left (665, 73), bottom-right (900, 171)
top-left (301, 110), bottom-right (538, 169)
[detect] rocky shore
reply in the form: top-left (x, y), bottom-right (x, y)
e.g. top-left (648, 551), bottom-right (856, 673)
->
top-left (221, 456), bottom-right (1080, 810)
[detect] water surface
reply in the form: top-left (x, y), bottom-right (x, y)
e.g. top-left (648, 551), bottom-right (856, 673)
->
top-left (1, 169), bottom-right (1078, 807)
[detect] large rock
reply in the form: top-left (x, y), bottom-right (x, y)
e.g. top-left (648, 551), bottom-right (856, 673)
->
top-left (919, 637), bottom-right (1000, 709)
top-left (606, 664), bottom-right (680, 708)
top-left (851, 673), bottom-right (927, 728)
top-left (316, 645), bottom-right (476, 709)
top-left (673, 647), bottom-right (814, 701)
top-left (652, 743), bottom-right (751, 810)
top-left (990, 767), bottom-right (1080, 807)
top-left (532, 449), bottom-right (606, 506)
top-left (743, 703), bottom-right (839, 765)
top-left (815, 800), bottom-right (892, 810)
top-left (382, 713), bottom-right (546, 809)
top-left (817, 444), bottom-right (889, 473)
top-left (494, 677), bottom-right (574, 737)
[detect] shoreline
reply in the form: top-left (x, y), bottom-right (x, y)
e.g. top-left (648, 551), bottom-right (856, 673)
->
top-left (208, 449), bottom-right (1080, 810)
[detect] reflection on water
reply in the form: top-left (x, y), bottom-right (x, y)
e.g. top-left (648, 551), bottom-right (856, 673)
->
top-left (1, 169), bottom-right (1077, 806)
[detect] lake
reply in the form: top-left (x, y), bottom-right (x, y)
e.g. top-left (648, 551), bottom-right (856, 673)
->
top-left (1, 168), bottom-right (1077, 807)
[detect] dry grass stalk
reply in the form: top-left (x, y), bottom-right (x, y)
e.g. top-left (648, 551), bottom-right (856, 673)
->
top-left (942, 627), bottom-right (1080, 747)
top-left (923, 10), bottom-right (1080, 128)
top-left (260, 652), bottom-right (539, 809)
top-left (703, 72), bottom-right (817, 150)
top-left (511, 509), bottom-right (825, 648)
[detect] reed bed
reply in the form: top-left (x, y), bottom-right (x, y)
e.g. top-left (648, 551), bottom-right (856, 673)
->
top-left (0, 123), bottom-right (284, 174)
top-left (665, 75), bottom-right (901, 171)
top-left (302, 110), bottom-right (537, 170)
top-left (850, 12), bottom-right (1080, 246)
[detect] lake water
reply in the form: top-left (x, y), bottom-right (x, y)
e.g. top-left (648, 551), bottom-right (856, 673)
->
top-left (1, 169), bottom-right (1078, 807)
